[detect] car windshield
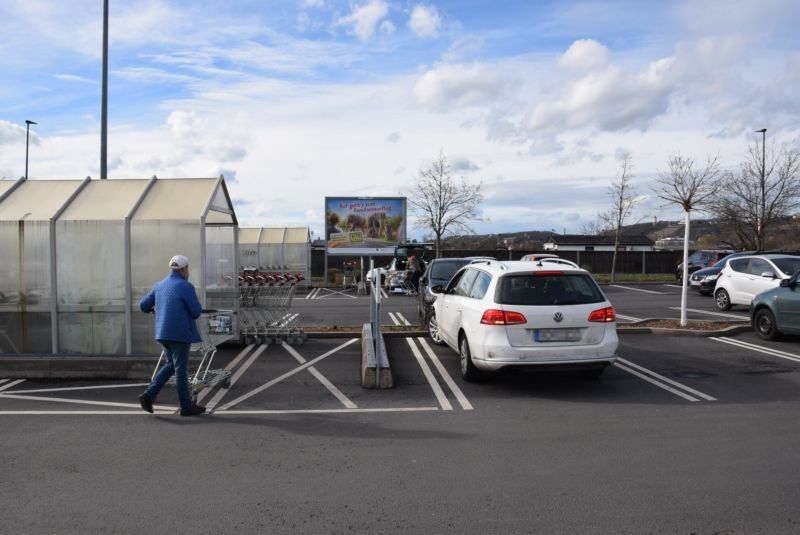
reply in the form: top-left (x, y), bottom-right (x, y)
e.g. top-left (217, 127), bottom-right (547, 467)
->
top-left (497, 274), bottom-right (605, 306)
top-left (772, 257), bottom-right (800, 276)
top-left (430, 261), bottom-right (466, 280)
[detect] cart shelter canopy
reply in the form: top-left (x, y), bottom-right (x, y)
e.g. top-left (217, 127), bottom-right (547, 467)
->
top-left (0, 176), bottom-right (238, 356)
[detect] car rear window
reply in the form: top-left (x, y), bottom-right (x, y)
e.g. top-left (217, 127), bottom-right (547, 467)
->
top-left (430, 261), bottom-right (467, 280)
top-left (772, 257), bottom-right (800, 276)
top-left (496, 274), bottom-right (605, 306)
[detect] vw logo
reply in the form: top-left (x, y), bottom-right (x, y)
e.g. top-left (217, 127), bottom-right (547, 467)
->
top-left (553, 312), bottom-right (564, 323)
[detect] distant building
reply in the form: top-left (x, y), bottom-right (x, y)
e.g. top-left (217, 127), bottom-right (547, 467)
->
top-left (543, 234), bottom-right (654, 252)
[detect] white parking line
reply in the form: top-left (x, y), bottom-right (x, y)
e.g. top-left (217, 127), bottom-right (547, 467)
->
top-left (203, 344), bottom-right (266, 409)
top-left (711, 337), bottom-right (800, 365)
top-left (381, 288), bottom-right (388, 298)
top-left (613, 363), bottom-right (700, 402)
top-left (0, 379), bottom-right (26, 392)
top-left (609, 285), bottom-right (665, 295)
top-left (282, 342), bottom-right (357, 409)
top-left (663, 284), bottom-right (683, 289)
top-left (668, 307), bottom-right (748, 320)
top-left (0, 379), bottom-right (9, 386)
top-left (315, 288), bottom-right (358, 299)
top-left (3, 383), bottom-right (148, 395)
top-left (305, 288), bottom-right (320, 299)
top-left (197, 344), bottom-right (256, 404)
top-left (217, 338), bottom-right (359, 411)
top-left (389, 312), bottom-right (452, 411)
top-left (616, 314), bottom-right (643, 322)
top-left (0, 407), bottom-right (441, 416)
top-left (394, 312), bottom-right (473, 411)
top-left (615, 357), bottom-right (717, 401)
top-left (0, 392), bottom-right (175, 411)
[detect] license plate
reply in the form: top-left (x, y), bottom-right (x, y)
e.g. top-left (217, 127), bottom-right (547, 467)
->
top-left (534, 328), bottom-right (582, 342)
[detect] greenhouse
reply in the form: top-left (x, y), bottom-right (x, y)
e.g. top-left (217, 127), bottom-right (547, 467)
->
top-left (0, 176), bottom-right (237, 356)
top-left (237, 227), bottom-right (311, 285)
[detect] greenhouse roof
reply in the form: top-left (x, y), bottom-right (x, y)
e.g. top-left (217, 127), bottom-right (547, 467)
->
top-left (239, 228), bottom-right (262, 243)
top-left (239, 227), bottom-right (310, 244)
top-left (284, 228), bottom-right (310, 244)
top-left (0, 179), bottom-right (84, 221)
top-left (0, 177), bottom-right (236, 224)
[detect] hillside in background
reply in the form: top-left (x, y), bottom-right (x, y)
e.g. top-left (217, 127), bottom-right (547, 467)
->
top-left (439, 217), bottom-right (800, 251)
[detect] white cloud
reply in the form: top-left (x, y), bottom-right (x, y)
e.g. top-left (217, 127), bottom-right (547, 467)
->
top-left (380, 20), bottom-right (396, 35)
top-left (337, 0), bottom-right (390, 41)
top-left (0, 120), bottom-right (27, 145)
top-left (408, 4), bottom-right (441, 38)
top-left (413, 63), bottom-right (510, 109)
top-left (558, 39), bottom-right (610, 71)
top-left (386, 132), bottom-right (401, 143)
top-left (302, 0), bottom-right (325, 7)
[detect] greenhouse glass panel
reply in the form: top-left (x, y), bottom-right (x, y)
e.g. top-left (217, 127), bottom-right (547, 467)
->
top-left (130, 220), bottom-right (201, 354)
top-left (206, 225), bottom-right (237, 310)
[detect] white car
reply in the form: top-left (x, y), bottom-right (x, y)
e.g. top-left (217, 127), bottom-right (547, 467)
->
top-left (714, 254), bottom-right (800, 310)
top-left (429, 260), bottom-right (618, 381)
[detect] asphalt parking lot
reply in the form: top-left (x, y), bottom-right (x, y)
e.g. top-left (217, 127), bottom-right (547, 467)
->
top-left (3, 283), bottom-right (800, 533)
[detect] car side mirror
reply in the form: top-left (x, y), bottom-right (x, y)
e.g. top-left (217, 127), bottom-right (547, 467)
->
top-left (761, 271), bottom-right (776, 279)
top-left (780, 278), bottom-right (791, 287)
top-left (431, 285), bottom-right (444, 294)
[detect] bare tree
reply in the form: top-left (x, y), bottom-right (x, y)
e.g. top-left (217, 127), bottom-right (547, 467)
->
top-left (604, 154), bottom-right (639, 283)
top-left (653, 154), bottom-right (723, 326)
top-left (409, 152), bottom-right (483, 258)
top-left (712, 140), bottom-right (800, 250)
top-left (579, 217), bottom-right (607, 236)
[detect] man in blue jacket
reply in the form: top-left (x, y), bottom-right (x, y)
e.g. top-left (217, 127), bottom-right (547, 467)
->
top-left (138, 255), bottom-right (206, 416)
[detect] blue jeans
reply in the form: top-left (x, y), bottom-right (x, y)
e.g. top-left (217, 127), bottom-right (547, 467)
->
top-left (146, 341), bottom-right (192, 410)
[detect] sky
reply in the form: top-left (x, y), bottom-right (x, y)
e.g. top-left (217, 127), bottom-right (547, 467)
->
top-left (1, 0), bottom-right (799, 241)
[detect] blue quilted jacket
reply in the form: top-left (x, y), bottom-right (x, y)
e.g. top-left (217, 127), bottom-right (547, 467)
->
top-left (139, 271), bottom-right (203, 343)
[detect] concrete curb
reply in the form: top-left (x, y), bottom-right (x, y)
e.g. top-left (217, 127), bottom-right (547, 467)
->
top-left (0, 355), bottom-right (159, 380)
top-left (306, 329), bottom-right (425, 339)
top-left (617, 318), bottom-right (751, 337)
top-left (360, 323), bottom-right (392, 389)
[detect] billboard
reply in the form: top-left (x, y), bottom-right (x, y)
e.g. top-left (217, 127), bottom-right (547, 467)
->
top-left (325, 197), bottom-right (406, 255)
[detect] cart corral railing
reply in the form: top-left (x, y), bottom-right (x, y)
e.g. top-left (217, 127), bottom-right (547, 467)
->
top-left (361, 259), bottom-right (391, 388)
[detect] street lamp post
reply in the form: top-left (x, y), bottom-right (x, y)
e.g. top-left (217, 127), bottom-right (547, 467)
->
top-left (24, 120), bottom-right (37, 180)
top-left (756, 128), bottom-right (767, 250)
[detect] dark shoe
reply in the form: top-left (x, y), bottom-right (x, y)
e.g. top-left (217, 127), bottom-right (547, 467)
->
top-left (138, 393), bottom-right (154, 414)
top-left (180, 404), bottom-right (206, 416)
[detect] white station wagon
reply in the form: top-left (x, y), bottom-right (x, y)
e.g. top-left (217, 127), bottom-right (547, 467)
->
top-left (429, 260), bottom-right (618, 381)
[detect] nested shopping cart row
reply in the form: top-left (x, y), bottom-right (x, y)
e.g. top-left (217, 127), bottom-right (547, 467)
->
top-left (238, 270), bottom-right (306, 345)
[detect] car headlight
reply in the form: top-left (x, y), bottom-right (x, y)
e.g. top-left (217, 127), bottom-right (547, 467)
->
top-left (703, 274), bottom-right (720, 281)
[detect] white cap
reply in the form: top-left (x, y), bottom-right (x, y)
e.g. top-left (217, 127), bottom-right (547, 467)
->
top-left (169, 255), bottom-right (189, 270)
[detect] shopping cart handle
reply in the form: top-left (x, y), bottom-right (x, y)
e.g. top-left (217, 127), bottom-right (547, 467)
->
top-left (201, 308), bottom-right (218, 313)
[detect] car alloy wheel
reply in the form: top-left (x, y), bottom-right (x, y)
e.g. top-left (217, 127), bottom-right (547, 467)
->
top-left (428, 314), bottom-right (444, 345)
top-left (754, 308), bottom-right (781, 341)
top-left (459, 335), bottom-right (481, 381)
top-left (715, 288), bottom-right (731, 311)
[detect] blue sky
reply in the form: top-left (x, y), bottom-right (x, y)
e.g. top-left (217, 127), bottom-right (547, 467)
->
top-left (1, 0), bottom-right (799, 240)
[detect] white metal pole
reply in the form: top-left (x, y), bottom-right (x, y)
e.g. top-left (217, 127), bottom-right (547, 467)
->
top-left (680, 210), bottom-right (690, 326)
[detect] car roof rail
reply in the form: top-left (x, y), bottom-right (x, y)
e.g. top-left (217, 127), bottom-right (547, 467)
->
top-left (470, 259), bottom-right (507, 270)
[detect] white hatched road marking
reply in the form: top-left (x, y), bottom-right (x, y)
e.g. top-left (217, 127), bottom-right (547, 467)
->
top-left (0, 379), bottom-right (9, 386)
top-left (616, 357), bottom-right (717, 401)
top-left (711, 337), bottom-right (800, 365)
top-left (282, 342), bottom-right (357, 409)
top-left (217, 338), bottom-right (359, 411)
top-left (203, 344), bottom-right (266, 410)
top-left (0, 379), bottom-right (26, 392)
top-left (609, 285), bottom-right (665, 295)
top-left (380, 288), bottom-right (388, 298)
top-left (389, 312), bottom-right (452, 411)
top-left (663, 284), bottom-right (683, 289)
top-left (315, 288), bottom-right (358, 299)
top-left (394, 312), bottom-right (473, 411)
top-left (196, 344), bottom-right (255, 404)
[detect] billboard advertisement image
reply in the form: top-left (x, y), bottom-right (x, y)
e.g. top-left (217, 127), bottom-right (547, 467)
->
top-left (325, 197), bottom-right (406, 255)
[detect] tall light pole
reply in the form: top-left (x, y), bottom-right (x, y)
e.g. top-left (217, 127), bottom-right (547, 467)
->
top-left (25, 120), bottom-right (37, 180)
top-left (756, 128), bottom-right (767, 249)
top-left (100, 0), bottom-right (108, 179)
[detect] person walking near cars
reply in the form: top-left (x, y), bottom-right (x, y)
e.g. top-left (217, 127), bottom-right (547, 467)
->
top-left (408, 255), bottom-right (423, 295)
top-left (138, 255), bottom-right (206, 416)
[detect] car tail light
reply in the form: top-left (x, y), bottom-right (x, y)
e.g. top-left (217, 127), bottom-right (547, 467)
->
top-left (588, 306), bottom-right (615, 322)
top-left (480, 309), bottom-right (527, 325)
top-left (534, 271), bottom-right (564, 276)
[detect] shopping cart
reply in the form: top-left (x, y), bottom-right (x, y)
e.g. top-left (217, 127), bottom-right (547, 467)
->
top-left (150, 309), bottom-right (234, 402)
top-left (237, 270), bottom-right (306, 345)
top-left (342, 262), bottom-right (357, 289)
